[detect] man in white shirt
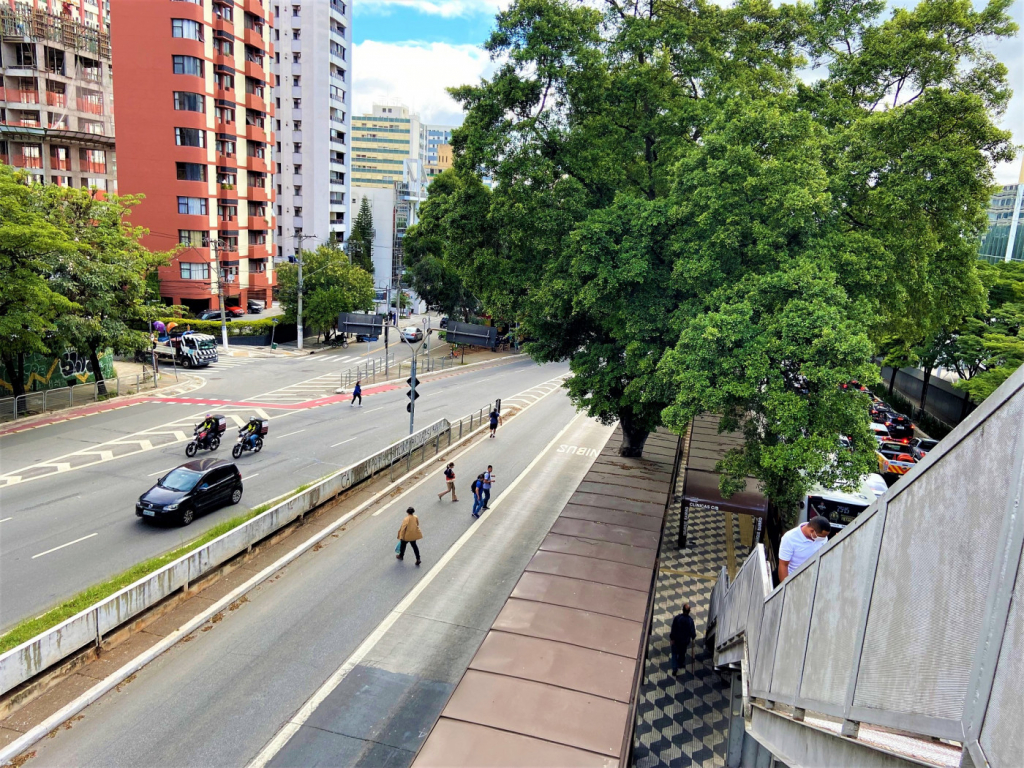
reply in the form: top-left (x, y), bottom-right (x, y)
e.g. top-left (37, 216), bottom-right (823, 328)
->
top-left (778, 516), bottom-right (831, 581)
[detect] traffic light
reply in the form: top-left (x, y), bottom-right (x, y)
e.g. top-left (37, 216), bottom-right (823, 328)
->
top-left (406, 376), bottom-right (420, 412)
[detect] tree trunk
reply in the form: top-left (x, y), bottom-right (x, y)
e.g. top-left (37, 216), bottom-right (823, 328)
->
top-left (888, 365), bottom-right (898, 396)
top-left (2, 353), bottom-right (26, 400)
top-left (919, 367), bottom-right (932, 419)
top-left (89, 348), bottom-right (108, 396)
top-left (619, 413), bottom-right (650, 457)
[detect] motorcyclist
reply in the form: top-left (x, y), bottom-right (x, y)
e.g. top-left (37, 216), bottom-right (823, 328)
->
top-left (240, 417), bottom-right (260, 449)
top-left (197, 414), bottom-right (217, 446)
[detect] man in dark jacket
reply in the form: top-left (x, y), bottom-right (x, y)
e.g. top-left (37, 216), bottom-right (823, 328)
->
top-left (670, 604), bottom-right (697, 676)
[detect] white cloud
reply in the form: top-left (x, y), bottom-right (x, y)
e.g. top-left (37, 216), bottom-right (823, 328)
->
top-left (355, 0), bottom-right (509, 18)
top-left (353, 40), bottom-right (498, 125)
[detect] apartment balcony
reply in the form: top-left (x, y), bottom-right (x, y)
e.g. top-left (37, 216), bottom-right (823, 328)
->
top-left (291, 62), bottom-right (302, 77)
top-left (291, 152), bottom-right (302, 164)
top-left (80, 69), bottom-right (103, 86)
top-left (246, 185), bottom-right (269, 202)
top-left (246, 156), bottom-right (268, 174)
top-left (292, 216), bottom-right (303, 229)
top-left (248, 268), bottom-right (271, 288)
top-left (3, 118), bottom-right (41, 128)
top-left (244, 0), bottom-right (266, 17)
top-left (76, 98), bottom-right (103, 115)
top-left (12, 156), bottom-right (44, 169)
top-left (245, 27), bottom-right (266, 49)
top-left (215, 116), bottom-right (235, 133)
top-left (45, 92), bottom-right (66, 107)
top-left (244, 58), bottom-right (266, 81)
top-left (51, 156), bottom-right (70, 171)
top-left (245, 91), bottom-right (266, 112)
top-left (80, 160), bottom-right (107, 174)
top-left (214, 53), bottom-right (234, 70)
top-left (6, 89), bottom-right (40, 104)
top-left (245, 123), bottom-right (267, 143)
top-left (214, 84), bottom-right (235, 101)
top-left (216, 153), bottom-right (239, 170)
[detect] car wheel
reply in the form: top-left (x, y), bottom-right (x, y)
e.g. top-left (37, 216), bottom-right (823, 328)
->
top-left (210, 435), bottom-right (220, 451)
top-left (185, 441), bottom-right (198, 458)
top-left (254, 437), bottom-right (263, 453)
top-left (180, 507), bottom-right (194, 526)
top-left (230, 487), bottom-right (242, 505)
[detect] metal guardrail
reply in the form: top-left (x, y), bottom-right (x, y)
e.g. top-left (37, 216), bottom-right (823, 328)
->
top-left (0, 373), bottom-right (156, 423)
top-left (707, 362), bottom-right (1024, 765)
top-left (338, 349), bottom-right (475, 390)
top-left (0, 414), bottom-right (468, 696)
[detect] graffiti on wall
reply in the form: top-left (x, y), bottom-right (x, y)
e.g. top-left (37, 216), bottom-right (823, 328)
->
top-left (0, 350), bottom-right (116, 394)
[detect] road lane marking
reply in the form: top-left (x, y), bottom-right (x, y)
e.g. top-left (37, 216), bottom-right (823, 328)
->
top-left (243, 473), bottom-right (260, 481)
top-left (363, 406), bottom-right (384, 414)
top-left (32, 533), bottom-right (98, 559)
top-left (275, 429), bottom-right (306, 440)
top-left (0, 517), bottom-right (11, 523)
top-left (249, 408), bottom-right (586, 767)
top-left (330, 437), bottom-right (358, 448)
top-left (148, 466), bottom-right (179, 477)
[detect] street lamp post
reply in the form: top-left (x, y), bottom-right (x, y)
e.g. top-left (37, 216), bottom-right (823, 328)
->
top-left (293, 233), bottom-right (318, 351)
top-left (212, 238), bottom-right (229, 352)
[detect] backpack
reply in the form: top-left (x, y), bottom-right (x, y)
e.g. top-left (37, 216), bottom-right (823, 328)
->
top-left (444, 467), bottom-right (454, 480)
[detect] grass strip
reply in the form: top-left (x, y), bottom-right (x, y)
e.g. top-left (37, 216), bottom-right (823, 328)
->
top-left (0, 480), bottom-right (323, 656)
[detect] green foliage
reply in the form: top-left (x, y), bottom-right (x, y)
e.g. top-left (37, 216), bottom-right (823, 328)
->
top-left (432, 0), bottom-right (1016, 508)
top-left (347, 197), bottom-right (375, 274)
top-left (0, 166), bottom-right (79, 398)
top-left (151, 317), bottom-right (281, 337)
top-left (277, 245), bottom-right (375, 336)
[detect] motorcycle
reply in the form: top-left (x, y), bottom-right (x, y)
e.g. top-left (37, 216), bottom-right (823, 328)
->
top-left (185, 425), bottom-right (220, 457)
top-left (232, 427), bottom-right (264, 459)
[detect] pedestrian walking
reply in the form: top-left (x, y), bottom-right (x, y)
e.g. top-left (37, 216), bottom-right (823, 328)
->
top-left (471, 474), bottom-right (485, 518)
top-left (670, 604), bottom-right (697, 676)
top-left (438, 462), bottom-right (458, 502)
top-left (488, 407), bottom-right (503, 438)
top-left (777, 515), bottom-right (830, 582)
top-left (351, 380), bottom-right (362, 407)
top-left (396, 507), bottom-right (422, 565)
top-left (481, 465), bottom-right (495, 510)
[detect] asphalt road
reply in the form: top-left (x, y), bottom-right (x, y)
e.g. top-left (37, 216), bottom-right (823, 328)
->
top-left (25, 384), bottom-right (607, 768)
top-left (0, 352), bottom-right (566, 631)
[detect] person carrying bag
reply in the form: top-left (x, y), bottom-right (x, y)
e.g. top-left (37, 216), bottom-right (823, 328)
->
top-left (396, 507), bottom-right (422, 566)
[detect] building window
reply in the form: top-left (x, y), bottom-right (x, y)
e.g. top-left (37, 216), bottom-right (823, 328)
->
top-left (180, 262), bottom-right (210, 280)
top-left (175, 127), bottom-right (206, 147)
top-left (215, 106), bottom-right (236, 123)
top-left (179, 230), bottom-right (210, 247)
top-left (216, 138), bottom-right (236, 156)
top-left (172, 0), bottom-right (204, 5)
top-left (176, 162), bottom-right (207, 181)
top-left (215, 72), bottom-right (235, 90)
top-left (178, 196), bottom-right (208, 215)
top-left (171, 18), bottom-right (204, 41)
top-left (172, 55), bottom-right (204, 76)
top-left (174, 92), bottom-right (205, 112)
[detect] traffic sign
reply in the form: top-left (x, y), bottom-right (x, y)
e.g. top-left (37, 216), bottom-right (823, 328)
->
top-left (407, 377), bottom-right (420, 388)
top-left (407, 389), bottom-right (421, 401)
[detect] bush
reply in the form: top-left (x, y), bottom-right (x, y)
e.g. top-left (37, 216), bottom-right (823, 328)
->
top-left (151, 317), bottom-right (279, 337)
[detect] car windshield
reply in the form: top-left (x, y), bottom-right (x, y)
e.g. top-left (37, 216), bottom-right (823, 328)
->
top-left (921, 440), bottom-right (938, 450)
top-left (198, 339), bottom-right (216, 350)
top-left (159, 468), bottom-right (202, 492)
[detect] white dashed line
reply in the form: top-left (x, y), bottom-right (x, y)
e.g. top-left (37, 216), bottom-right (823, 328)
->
top-left (32, 533), bottom-right (98, 559)
top-left (242, 473), bottom-right (260, 481)
top-left (275, 429), bottom-right (307, 440)
top-left (148, 466), bottom-right (179, 477)
top-left (330, 437), bottom-right (358, 448)
top-left (0, 517), bottom-right (12, 524)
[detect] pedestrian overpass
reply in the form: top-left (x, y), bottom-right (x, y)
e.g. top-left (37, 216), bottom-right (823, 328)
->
top-left (706, 365), bottom-right (1024, 768)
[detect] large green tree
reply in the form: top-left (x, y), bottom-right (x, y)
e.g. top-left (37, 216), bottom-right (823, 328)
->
top-left (0, 166), bottom-right (78, 399)
top-left (39, 186), bottom-right (168, 394)
top-left (347, 197), bottom-right (375, 275)
top-left (277, 245), bottom-right (375, 339)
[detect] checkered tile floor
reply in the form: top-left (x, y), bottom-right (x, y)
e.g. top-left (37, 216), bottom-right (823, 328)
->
top-left (632, 462), bottom-right (747, 768)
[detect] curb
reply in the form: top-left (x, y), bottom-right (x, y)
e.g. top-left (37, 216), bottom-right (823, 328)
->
top-left (0, 379), bottom-right (561, 766)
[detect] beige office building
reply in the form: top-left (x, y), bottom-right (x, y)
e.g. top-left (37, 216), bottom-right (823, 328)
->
top-left (351, 102), bottom-right (419, 189)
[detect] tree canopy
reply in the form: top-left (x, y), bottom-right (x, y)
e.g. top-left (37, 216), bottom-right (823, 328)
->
top-left (277, 245), bottom-right (375, 339)
top-left (421, 0), bottom-right (1016, 513)
top-left (347, 197), bottom-right (375, 275)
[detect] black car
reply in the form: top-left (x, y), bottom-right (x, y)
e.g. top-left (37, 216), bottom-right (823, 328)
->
top-left (884, 414), bottom-right (915, 441)
top-left (197, 309), bottom-right (233, 322)
top-left (137, 459), bottom-right (243, 526)
top-left (910, 437), bottom-right (939, 460)
top-left (247, 299), bottom-right (266, 314)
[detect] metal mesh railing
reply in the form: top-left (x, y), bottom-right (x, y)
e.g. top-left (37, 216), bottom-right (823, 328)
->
top-left (338, 349), bottom-right (469, 390)
top-left (0, 372), bottom-right (156, 423)
top-left (710, 363), bottom-right (1024, 763)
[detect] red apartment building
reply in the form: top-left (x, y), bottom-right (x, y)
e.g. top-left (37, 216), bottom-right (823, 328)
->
top-left (110, 0), bottom-right (275, 313)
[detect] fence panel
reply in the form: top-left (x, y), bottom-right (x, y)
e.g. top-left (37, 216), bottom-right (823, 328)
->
top-left (750, 591), bottom-right (784, 696)
top-left (853, 390), bottom-right (1024, 730)
top-left (769, 562), bottom-right (817, 701)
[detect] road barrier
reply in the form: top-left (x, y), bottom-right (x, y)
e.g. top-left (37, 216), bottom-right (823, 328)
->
top-left (0, 372), bottom-right (157, 423)
top-left (0, 414), bottom-right (468, 697)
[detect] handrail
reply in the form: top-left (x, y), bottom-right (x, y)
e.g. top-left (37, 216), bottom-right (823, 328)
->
top-left (709, 362), bottom-right (1024, 765)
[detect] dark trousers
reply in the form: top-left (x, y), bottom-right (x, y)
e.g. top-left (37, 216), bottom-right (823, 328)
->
top-left (351, 392), bottom-right (362, 405)
top-left (399, 540), bottom-right (420, 560)
top-left (482, 488), bottom-right (491, 508)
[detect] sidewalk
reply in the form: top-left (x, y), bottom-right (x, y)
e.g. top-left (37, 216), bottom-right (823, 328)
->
top-left (632, 431), bottom-right (748, 768)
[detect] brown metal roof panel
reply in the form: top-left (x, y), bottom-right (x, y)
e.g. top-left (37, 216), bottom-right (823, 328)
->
top-left (568, 492), bottom-right (665, 517)
top-left (511, 571), bottom-right (649, 622)
top-left (469, 631), bottom-right (636, 703)
top-left (560, 503), bottom-right (664, 532)
top-left (581, 471), bottom-right (671, 491)
top-left (550, 518), bottom-right (661, 550)
top-left (442, 670), bottom-right (630, 757)
top-left (526, 550), bottom-right (653, 592)
top-left (540, 533), bottom-right (658, 569)
top-left (494, 598), bottom-right (643, 658)
top-left (412, 718), bottom-right (618, 768)
top-left (576, 481), bottom-right (667, 505)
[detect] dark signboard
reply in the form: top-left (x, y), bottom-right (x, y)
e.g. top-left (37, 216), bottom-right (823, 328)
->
top-left (678, 468), bottom-right (768, 549)
top-left (445, 321), bottom-right (497, 349)
top-left (807, 496), bottom-right (870, 531)
top-left (338, 312), bottom-right (385, 337)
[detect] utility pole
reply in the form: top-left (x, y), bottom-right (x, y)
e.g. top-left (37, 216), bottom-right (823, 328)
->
top-left (212, 238), bottom-right (229, 352)
top-left (293, 234), bottom-right (318, 351)
top-left (384, 283), bottom-right (391, 378)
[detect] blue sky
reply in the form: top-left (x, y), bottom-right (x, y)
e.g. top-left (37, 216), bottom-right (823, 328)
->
top-left (352, 0), bottom-right (1022, 183)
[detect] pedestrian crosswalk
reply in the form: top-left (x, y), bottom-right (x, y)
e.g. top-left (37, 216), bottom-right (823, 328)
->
top-left (245, 355), bottom-right (362, 404)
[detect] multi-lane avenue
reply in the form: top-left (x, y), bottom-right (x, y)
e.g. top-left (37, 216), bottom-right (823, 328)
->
top-left (0, 347), bottom-right (567, 631)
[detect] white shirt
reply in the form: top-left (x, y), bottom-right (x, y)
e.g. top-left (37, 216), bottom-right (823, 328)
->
top-left (779, 525), bottom-right (827, 573)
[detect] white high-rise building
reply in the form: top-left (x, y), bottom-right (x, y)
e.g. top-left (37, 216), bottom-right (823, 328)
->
top-left (271, 0), bottom-right (352, 262)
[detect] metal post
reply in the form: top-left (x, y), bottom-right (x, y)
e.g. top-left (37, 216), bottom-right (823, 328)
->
top-left (408, 355), bottom-right (418, 435)
top-left (43, 388), bottom-right (47, 412)
top-left (213, 239), bottom-right (230, 352)
top-left (459, 419), bottom-right (463, 439)
top-left (296, 245), bottom-right (304, 351)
